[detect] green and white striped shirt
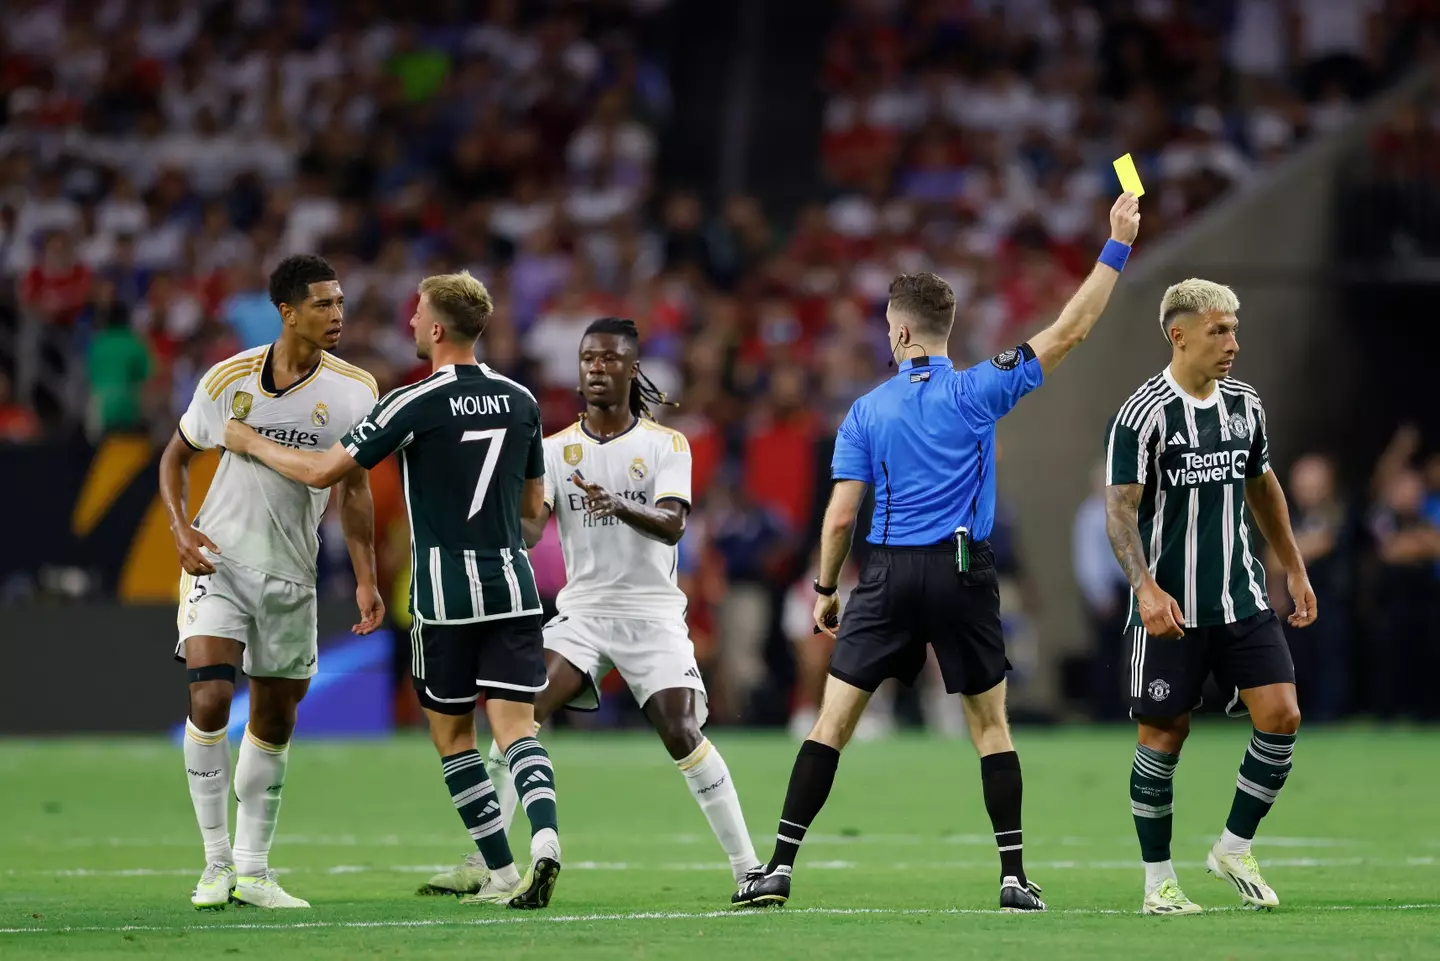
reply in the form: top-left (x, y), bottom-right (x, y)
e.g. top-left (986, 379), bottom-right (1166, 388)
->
top-left (343, 364), bottom-right (544, 625)
top-left (1104, 367), bottom-right (1271, 629)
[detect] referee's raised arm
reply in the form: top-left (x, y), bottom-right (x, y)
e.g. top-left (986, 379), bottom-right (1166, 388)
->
top-left (733, 192), bottom-right (1142, 914)
top-left (1029, 192), bottom-right (1141, 372)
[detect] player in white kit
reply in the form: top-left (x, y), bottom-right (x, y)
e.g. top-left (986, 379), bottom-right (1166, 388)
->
top-left (421, 317), bottom-right (760, 897)
top-left (158, 255), bottom-right (384, 910)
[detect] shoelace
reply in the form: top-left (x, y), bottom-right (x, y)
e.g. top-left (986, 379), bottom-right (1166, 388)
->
top-left (463, 853), bottom-right (486, 869)
top-left (1157, 879), bottom-right (1187, 902)
top-left (1237, 853), bottom-right (1262, 876)
top-left (199, 863), bottom-right (231, 884)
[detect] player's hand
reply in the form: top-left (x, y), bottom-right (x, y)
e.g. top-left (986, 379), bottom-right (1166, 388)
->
top-left (224, 418), bottom-right (257, 454)
top-left (1109, 191), bottom-right (1140, 245)
top-left (813, 593), bottom-right (840, 638)
top-left (353, 582), bottom-right (385, 635)
top-left (173, 525), bottom-right (220, 576)
top-left (1286, 570), bottom-right (1317, 628)
top-left (1136, 580), bottom-right (1184, 639)
top-left (571, 473), bottom-right (622, 518)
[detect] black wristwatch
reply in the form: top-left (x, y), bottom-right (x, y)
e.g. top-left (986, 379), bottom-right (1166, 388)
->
top-left (813, 579), bottom-right (837, 596)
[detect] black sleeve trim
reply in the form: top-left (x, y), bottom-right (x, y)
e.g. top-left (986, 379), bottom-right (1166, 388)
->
top-left (655, 496), bottom-right (692, 511)
top-left (1019, 342), bottom-right (1036, 361)
top-left (177, 426), bottom-right (203, 451)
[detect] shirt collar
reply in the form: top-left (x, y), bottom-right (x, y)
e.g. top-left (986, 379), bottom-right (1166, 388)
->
top-left (898, 356), bottom-right (953, 372)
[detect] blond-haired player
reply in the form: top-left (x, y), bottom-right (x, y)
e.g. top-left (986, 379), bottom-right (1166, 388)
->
top-left (1104, 278), bottom-right (1316, 915)
top-left (159, 254), bottom-right (383, 910)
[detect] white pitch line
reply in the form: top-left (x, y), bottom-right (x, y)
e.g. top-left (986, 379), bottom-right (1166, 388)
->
top-left (3, 903), bottom-right (1440, 935)
top-left (7, 856), bottom-right (1435, 879)
top-left (19, 834), bottom-right (1370, 849)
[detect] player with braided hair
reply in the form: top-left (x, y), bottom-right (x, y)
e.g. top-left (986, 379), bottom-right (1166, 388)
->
top-left (420, 317), bottom-right (762, 898)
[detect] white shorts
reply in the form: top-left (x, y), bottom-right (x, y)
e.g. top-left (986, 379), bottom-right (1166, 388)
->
top-left (544, 614), bottom-right (708, 725)
top-left (175, 559), bottom-right (318, 680)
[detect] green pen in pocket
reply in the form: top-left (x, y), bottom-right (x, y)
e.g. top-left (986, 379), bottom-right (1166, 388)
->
top-left (954, 526), bottom-right (971, 573)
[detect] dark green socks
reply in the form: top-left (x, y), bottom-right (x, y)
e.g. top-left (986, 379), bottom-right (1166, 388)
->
top-left (1130, 744), bottom-right (1178, 863)
top-left (506, 736), bottom-right (558, 835)
top-left (441, 750), bottom-right (514, 870)
top-left (1225, 729), bottom-right (1296, 840)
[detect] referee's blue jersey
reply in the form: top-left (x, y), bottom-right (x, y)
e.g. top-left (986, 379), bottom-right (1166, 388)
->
top-left (831, 346), bottom-right (1044, 546)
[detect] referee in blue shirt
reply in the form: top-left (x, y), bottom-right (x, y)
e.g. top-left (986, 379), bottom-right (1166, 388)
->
top-left (733, 192), bottom-right (1142, 912)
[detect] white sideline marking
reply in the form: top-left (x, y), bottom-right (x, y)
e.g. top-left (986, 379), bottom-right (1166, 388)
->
top-left (3, 903), bottom-right (1439, 935)
top-left (8, 856), bottom-right (1435, 879)
top-left (23, 833), bottom-right (1369, 849)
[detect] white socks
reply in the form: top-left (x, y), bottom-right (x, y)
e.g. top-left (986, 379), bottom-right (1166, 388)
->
top-left (678, 739), bottom-right (758, 882)
top-left (1145, 858), bottom-right (1178, 894)
top-left (1218, 827), bottom-right (1252, 857)
top-left (486, 738), bottom-right (520, 832)
top-left (233, 727), bottom-right (290, 878)
top-left (184, 719), bottom-right (233, 866)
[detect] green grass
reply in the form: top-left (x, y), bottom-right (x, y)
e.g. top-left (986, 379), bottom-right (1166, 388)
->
top-left (1, 726), bottom-right (1438, 959)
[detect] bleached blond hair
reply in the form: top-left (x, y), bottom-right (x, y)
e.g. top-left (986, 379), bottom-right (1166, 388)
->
top-left (1158, 278), bottom-right (1239, 343)
top-left (418, 270), bottom-right (494, 339)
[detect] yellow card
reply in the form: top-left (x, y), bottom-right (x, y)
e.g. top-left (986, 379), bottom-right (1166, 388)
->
top-left (1112, 153), bottom-right (1145, 198)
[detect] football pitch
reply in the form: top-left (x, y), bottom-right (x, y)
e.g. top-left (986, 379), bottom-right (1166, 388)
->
top-left (2, 726), bottom-right (1437, 960)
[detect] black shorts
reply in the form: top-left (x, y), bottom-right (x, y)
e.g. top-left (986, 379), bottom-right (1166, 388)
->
top-left (411, 615), bottom-right (547, 715)
top-left (1127, 609), bottom-right (1295, 719)
top-left (829, 542), bottom-right (1010, 697)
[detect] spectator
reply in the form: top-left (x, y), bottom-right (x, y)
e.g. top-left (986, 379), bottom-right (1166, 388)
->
top-left (21, 231), bottom-right (92, 326)
top-left (1366, 468), bottom-right (1440, 720)
top-left (1073, 462), bottom-right (1131, 720)
top-left (221, 263), bottom-right (280, 349)
top-left (1270, 454), bottom-right (1355, 722)
top-left (84, 284), bottom-right (150, 437)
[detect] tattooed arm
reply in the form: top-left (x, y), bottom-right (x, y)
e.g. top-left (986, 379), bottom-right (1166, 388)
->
top-left (1105, 483), bottom-right (1185, 638)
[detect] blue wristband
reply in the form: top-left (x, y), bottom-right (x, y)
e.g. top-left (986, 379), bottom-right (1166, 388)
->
top-left (1098, 239), bottom-right (1130, 272)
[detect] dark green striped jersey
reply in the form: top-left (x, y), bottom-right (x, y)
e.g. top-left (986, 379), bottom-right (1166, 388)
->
top-left (342, 363), bottom-right (544, 625)
top-left (1104, 368), bottom-right (1271, 629)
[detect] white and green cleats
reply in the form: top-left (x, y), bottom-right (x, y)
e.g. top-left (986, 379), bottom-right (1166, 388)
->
top-left (231, 869), bottom-right (310, 908)
top-left (1207, 843), bottom-right (1280, 909)
top-left (1142, 878), bottom-right (1203, 916)
top-left (191, 861), bottom-right (236, 910)
top-left (457, 872), bottom-right (522, 906)
top-left (417, 853), bottom-right (490, 897)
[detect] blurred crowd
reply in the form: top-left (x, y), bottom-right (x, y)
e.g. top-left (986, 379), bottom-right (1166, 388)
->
top-left (1, 0), bottom-right (1435, 727)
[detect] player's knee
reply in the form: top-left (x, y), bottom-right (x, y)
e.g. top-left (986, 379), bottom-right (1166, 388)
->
top-left (656, 717), bottom-right (704, 760)
top-left (1139, 716), bottom-right (1189, 754)
top-left (187, 678), bottom-right (234, 731)
top-left (1262, 704), bottom-right (1301, 735)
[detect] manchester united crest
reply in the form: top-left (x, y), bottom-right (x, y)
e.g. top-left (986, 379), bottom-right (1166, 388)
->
top-left (629, 457), bottom-right (647, 481)
top-left (563, 443), bottom-right (583, 467)
top-left (312, 402), bottom-right (329, 427)
top-left (1229, 413), bottom-right (1249, 439)
top-left (231, 390), bottom-right (253, 421)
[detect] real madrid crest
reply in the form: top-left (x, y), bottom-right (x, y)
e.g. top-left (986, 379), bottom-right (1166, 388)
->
top-left (312, 402), bottom-right (329, 427)
top-left (231, 390), bottom-right (253, 421)
top-left (563, 443), bottom-right (583, 467)
top-left (186, 605), bottom-right (198, 625)
top-left (629, 457), bottom-right (647, 481)
top-left (1229, 413), bottom-right (1249, 439)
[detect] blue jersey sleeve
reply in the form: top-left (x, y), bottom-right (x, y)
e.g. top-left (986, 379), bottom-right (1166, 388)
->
top-left (831, 403), bottom-right (873, 483)
top-left (956, 343), bottom-right (1044, 428)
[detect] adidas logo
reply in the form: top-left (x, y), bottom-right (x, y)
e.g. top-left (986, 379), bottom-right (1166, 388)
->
top-left (522, 771), bottom-right (549, 787)
top-left (1168, 432), bottom-right (1188, 446)
top-left (684, 666), bottom-right (701, 680)
top-left (481, 800), bottom-right (499, 816)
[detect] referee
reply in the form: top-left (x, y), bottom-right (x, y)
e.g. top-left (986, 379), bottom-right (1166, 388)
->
top-left (732, 192), bottom-right (1142, 912)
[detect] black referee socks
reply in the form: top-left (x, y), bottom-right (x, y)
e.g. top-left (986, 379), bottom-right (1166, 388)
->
top-left (980, 750), bottom-right (1027, 884)
top-left (768, 739), bottom-right (841, 874)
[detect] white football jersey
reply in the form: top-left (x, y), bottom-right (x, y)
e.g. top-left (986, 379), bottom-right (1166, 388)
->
top-left (178, 344), bottom-right (378, 586)
top-left (544, 417), bottom-right (693, 620)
